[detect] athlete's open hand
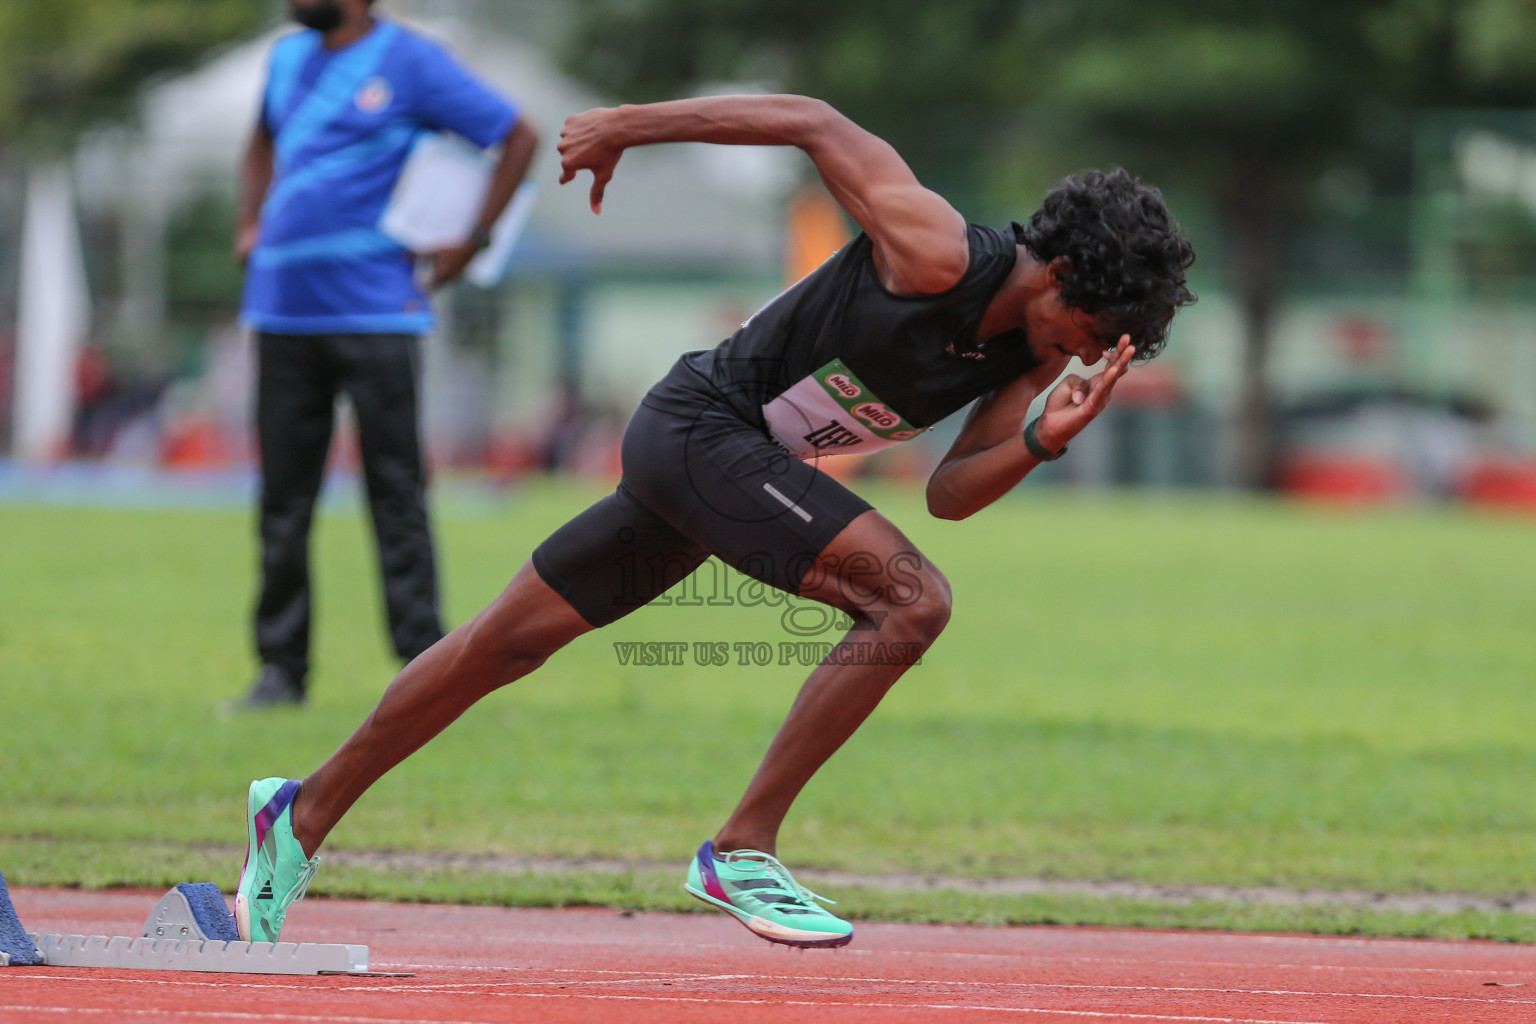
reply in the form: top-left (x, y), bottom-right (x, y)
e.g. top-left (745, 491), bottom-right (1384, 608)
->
top-left (558, 107), bottom-right (625, 214)
top-left (1033, 336), bottom-right (1135, 453)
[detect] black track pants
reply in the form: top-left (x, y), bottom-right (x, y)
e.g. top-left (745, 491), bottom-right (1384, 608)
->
top-left (254, 332), bottom-right (444, 687)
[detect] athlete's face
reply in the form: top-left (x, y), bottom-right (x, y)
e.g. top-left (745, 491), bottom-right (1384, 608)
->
top-left (1023, 288), bottom-right (1118, 367)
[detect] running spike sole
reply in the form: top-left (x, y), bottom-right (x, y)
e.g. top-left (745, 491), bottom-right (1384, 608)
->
top-left (684, 883), bottom-right (854, 949)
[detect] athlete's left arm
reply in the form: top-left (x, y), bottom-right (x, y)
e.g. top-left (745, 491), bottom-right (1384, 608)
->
top-left (925, 338), bottom-right (1134, 520)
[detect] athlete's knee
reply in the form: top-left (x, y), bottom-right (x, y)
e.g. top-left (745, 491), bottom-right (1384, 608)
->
top-left (448, 616), bottom-right (551, 692)
top-left (887, 563), bottom-right (951, 645)
top-left (465, 563), bottom-right (591, 667)
top-left (455, 594), bottom-right (573, 680)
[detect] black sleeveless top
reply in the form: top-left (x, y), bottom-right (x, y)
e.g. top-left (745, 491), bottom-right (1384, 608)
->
top-left (642, 222), bottom-right (1042, 459)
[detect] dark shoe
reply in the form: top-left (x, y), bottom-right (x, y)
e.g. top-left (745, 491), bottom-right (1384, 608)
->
top-left (229, 665), bottom-right (306, 711)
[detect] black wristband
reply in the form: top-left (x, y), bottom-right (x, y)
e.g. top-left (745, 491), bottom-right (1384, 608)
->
top-left (1023, 417), bottom-right (1067, 461)
top-left (469, 226), bottom-right (494, 251)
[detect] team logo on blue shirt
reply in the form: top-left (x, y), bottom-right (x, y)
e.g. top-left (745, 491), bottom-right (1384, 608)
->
top-left (355, 76), bottom-right (394, 113)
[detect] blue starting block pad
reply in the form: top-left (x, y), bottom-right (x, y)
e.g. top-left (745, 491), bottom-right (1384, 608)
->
top-left (0, 869), bottom-right (43, 967)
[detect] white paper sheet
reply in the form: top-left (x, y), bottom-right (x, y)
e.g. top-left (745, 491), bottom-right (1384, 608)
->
top-left (466, 178), bottom-right (537, 287)
top-left (379, 133), bottom-right (535, 287)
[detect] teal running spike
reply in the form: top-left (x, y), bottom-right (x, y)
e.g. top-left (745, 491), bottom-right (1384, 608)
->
top-left (236, 778), bottom-right (320, 943)
top-left (684, 841), bottom-right (853, 948)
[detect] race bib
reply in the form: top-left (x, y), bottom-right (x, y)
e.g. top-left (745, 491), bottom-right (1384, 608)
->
top-left (762, 359), bottom-right (926, 459)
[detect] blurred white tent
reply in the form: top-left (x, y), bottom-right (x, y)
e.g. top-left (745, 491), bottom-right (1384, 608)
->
top-left (74, 16), bottom-right (791, 287)
top-left (60, 13), bottom-right (794, 461)
top-left (13, 164), bottom-right (92, 464)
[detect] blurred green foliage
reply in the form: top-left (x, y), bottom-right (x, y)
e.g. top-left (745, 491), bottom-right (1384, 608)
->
top-left (564, 0), bottom-right (1536, 486)
top-left (0, 0), bottom-right (274, 150)
top-left (566, 0), bottom-right (1536, 185)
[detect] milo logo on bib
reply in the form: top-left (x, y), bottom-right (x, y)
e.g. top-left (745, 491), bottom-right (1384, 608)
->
top-left (851, 402), bottom-right (899, 430)
top-left (762, 359), bottom-right (925, 460)
top-left (824, 372), bottom-right (861, 399)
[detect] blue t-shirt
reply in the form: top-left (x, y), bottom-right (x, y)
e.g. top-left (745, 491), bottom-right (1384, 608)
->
top-left (242, 20), bottom-right (518, 335)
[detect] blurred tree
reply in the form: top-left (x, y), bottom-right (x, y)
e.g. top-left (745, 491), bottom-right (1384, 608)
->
top-left (998, 2), bottom-right (1395, 486)
top-left (0, 0), bottom-right (273, 150)
top-left (565, 0), bottom-right (1535, 487)
top-left (565, 0), bottom-right (1021, 201)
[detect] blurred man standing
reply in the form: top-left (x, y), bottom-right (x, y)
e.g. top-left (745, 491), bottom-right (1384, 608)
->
top-left (232, 0), bottom-right (538, 707)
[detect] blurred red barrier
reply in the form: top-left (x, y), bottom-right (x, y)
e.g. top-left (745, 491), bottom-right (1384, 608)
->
top-left (1278, 454), bottom-right (1406, 503)
top-left (1461, 459), bottom-right (1536, 511)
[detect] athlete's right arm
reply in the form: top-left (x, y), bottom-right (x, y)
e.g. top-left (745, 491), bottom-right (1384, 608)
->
top-left (557, 95), bottom-right (969, 294)
top-left (235, 121), bottom-right (274, 267)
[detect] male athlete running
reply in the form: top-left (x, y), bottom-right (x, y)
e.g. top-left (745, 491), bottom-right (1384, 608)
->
top-left (237, 94), bottom-right (1196, 949)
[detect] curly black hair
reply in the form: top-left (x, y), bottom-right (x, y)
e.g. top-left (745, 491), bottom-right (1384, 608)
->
top-left (1014, 169), bottom-right (1196, 361)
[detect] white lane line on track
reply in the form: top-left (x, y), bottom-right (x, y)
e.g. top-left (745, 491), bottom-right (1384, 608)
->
top-left (0, 1009), bottom-right (488, 1024)
top-left (201, 932), bottom-right (1536, 982)
top-left (0, 973), bottom-right (395, 994)
top-left (1065, 954), bottom-right (1536, 977)
top-left (0, 1000), bottom-right (1346, 1024)
top-left (373, 962), bottom-right (721, 975)
top-left (349, 966), bottom-right (1536, 1006)
top-left (371, 972), bottom-right (753, 990)
top-left (345, 925), bottom-right (1536, 964)
top-left (14, 937), bottom-right (1528, 980)
top-left (382, 955), bottom-right (1535, 981)
top-left (330, 981), bottom-right (1536, 1007)
top-left (823, 948), bottom-right (1536, 976)
top-left (10, 969), bottom-right (1530, 1008)
top-left (21, 921), bottom-right (1523, 976)
top-left (0, 967), bottom-right (730, 990)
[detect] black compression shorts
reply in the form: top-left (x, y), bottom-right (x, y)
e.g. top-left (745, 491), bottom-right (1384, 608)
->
top-left (531, 388), bottom-right (873, 629)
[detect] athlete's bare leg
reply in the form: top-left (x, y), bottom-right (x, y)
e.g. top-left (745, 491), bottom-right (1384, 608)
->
top-left (289, 560), bottom-right (592, 857)
top-left (712, 509), bottom-right (951, 855)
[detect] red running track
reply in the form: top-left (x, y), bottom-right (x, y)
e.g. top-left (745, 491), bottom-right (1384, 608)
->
top-left (2, 886), bottom-right (1533, 1023)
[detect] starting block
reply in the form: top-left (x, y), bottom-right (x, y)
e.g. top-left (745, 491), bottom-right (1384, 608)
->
top-left (0, 870), bottom-right (43, 967)
top-left (1, 874), bottom-right (382, 976)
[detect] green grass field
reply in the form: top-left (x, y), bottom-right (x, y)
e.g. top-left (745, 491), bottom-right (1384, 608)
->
top-left (3, 479), bottom-right (1535, 940)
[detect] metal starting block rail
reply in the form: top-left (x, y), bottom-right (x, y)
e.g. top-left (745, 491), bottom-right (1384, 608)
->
top-left (31, 931), bottom-right (371, 975)
top-left (2, 876), bottom-right (387, 976)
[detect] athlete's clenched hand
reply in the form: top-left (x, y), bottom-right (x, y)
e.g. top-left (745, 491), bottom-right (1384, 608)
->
top-left (558, 107), bottom-right (626, 214)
